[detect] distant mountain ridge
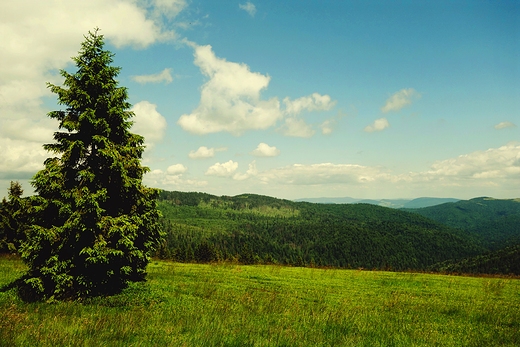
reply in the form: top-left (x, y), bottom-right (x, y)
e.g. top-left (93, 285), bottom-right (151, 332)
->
top-left (294, 197), bottom-right (460, 208)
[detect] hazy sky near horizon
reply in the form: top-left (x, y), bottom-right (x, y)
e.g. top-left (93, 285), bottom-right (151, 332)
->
top-left (0, 0), bottom-right (519, 200)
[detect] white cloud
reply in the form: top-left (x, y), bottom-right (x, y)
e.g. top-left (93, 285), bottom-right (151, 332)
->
top-left (364, 118), bottom-right (390, 132)
top-left (177, 43), bottom-right (335, 136)
top-left (0, 138), bottom-right (46, 177)
top-left (381, 88), bottom-right (420, 113)
top-left (1, 118), bottom-right (55, 143)
top-left (4, 0), bottom-right (175, 80)
top-left (0, 0), bottom-right (184, 183)
top-left (205, 160), bottom-right (239, 177)
top-left (277, 94), bottom-right (336, 137)
top-left (177, 44), bottom-right (283, 135)
top-left (251, 143), bottom-right (280, 157)
top-left (320, 119), bottom-right (334, 135)
top-left (233, 161), bottom-right (258, 181)
top-left (131, 68), bottom-right (173, 84)
top-left (189, 147), bottom-right (214, 159)
top-left (144, 168), bottom-right (207, 190)
top-left (424, 142), bottom-right (520, 181)
top-left (151, 0), bottom-right (187, 20)
top-left (254, 143), bottom-right (520, 198)
top-left (188, 146), bottom-right (227, 159)
top-left (239, 2), bottom-right (257, 17)
top-left (319, 109), bottom-right (349, 135)
top-left (166, 163), bottom-right (187, 175)
top-left (140, 143), bottom-right (520, 198)
top-left (130, 101), bottom-right (167, 148)
top-left (258, 163), bottom-right (389, 186)
top-left (284, 93), bottom-right (336, 115)
top-left (279, 118), bottom-right (316, 138)
top-left (494, 121), bottom-right (517, 130)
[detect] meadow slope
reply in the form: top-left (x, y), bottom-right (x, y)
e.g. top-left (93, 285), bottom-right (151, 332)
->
top-left (1, 257), bottom-right (519, 346)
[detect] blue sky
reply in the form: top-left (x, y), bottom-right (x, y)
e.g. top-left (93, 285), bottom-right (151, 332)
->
top-left (0, 0), bottom-right (519, 200)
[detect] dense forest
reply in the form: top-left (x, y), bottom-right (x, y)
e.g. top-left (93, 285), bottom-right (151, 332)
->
top-left (155, 191), bottom-right (487, 271)
top-left (431, 244), bottom-right (520, 275)
top-left (404, 197), bottom-right (520, 275)
top-left (3, 189), bottom-right (519, 275)
top-left (404, 197), bottom-right (520, 249)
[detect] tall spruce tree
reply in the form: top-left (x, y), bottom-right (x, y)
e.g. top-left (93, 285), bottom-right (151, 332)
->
top-left (18, 29), bottom-right (162, 301)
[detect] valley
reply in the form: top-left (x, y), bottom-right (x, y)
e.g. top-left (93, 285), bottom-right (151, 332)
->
top-left (157, 191), bottom-right (520, 275)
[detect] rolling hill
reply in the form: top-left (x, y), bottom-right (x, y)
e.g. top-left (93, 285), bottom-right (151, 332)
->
top-left (404, 197), bottom-right (520, 274)
top-left (404, 197), bottom-right (520, 250)
top-left (157, 191), bottom-right (483, 271)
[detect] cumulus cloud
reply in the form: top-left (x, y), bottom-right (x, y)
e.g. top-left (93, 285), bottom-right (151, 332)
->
top-left (364, 118), bottom-right (390, 133)
top-left (0, 0), bottom-right (185, 190)
top-left (283, 93), bottom-right (336, 115)
top-left (0, 0), bottom-right (172, 128)
top-left (381, 89), bottom-right (420, 113)
top-left (189, 147), bottom-right (213, 159)
top-left (130, 101), bottom-right (167, 148)
top-left (205, 160), bottom-right (239, 177)
top-left (239, 2), bottom-right (257, 17)
top-left (279, 118), bottom-right (316, 138)
top-left (255, 143), bottom-right (520, 196)
top-left (166, 163), bottom-right (187, 175)
top-left (146, 142), bottom-right (519, 197)
top-left (277, 94), bottom-right (336, 137)
top-left (258, 163), bottom-right (389, 186)
top-left (1, 118), bottom-right (55, 143)
top-left (0, 138), bottom-right (46, 177)
top-left (424, 142), bottom-right (520, 181)
top-left (494, 121), bottom-right (517, 130)
top-left (144, 168), bottom-right (207, 190)
top-left (131, 68), bottom-right (173, 84)
top-left (320, 119), bottom-right (334, 135)
top-left (150, 0), bottom-right (187, 20)
top-left (177, 43), bottom-right (335, 136)
top-left (177, 44), bottom-right (283, 135)
top-left (319, 109), bottom-right (350, 135)
top-left (233, 161), bottom-right (258, 181)
top-left (188, 146), bottom-right (227, 159)
top-left (251, 143), bottom-right (280, 157)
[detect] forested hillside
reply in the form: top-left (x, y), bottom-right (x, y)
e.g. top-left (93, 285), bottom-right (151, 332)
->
top-left (431, 244), bottom-right (520, 275)
top-left (404, 198), bottom-right (520, 275)
top-left (3, 189), bottom-right (518, 274)
top-left (156, 191), bottom-right (483, 271)
top-left (405, 197), bottom-right (520, 250)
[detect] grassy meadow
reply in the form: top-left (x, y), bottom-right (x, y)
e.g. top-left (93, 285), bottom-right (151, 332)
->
top-left (1, 256), bottom-right (519, 346)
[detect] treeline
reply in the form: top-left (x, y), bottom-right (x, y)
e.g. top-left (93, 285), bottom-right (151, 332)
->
top-left (0, 182), bottom-right (28, 253)
top-left (4, 188), bottom-right (519, 275)
top-left (155, 191), bottom-right (484, 271)
top-left (431, 244), bottom-right (520, 276)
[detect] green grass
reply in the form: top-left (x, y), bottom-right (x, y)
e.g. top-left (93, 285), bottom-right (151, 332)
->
top-left (1, 257), bottom-right (519, 346)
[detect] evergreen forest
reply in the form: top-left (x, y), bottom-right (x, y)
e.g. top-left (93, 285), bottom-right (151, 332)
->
top-left (3, 189), bottom-right (520, 276)
top-left (154, 191), bottom-right (520, 275)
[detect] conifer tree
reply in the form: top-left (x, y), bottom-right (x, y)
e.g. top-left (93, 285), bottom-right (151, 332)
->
top-left (18, 29), bottom-right (162, 301)
top-left (0, 181), bottom-right (27, 253)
